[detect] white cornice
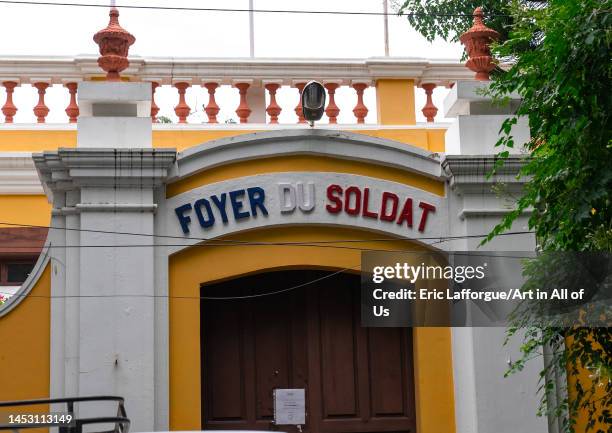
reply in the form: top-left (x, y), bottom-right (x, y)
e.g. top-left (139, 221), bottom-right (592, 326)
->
top-left (442, 154), bottom-right (530, 194)
top-left (173, 129), bottom-right (443, 182)
top-left (0, 153), bottom-right (43, 194)
top-left (0, 55), bottom-right (475, 87)
top-left (33, 148), bottom-right (177, 191)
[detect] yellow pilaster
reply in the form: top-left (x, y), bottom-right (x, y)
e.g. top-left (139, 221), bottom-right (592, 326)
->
top-left (413, 327), bottom-right (457, 433)
top-left (376, 79), bottom-right (417, 125)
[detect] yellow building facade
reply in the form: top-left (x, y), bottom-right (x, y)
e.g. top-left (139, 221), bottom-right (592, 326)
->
top-left (0, 8), bottom-right (574, 433)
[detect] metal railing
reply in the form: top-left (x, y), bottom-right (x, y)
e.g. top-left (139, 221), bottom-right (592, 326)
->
top-left (0, 396), bottom-right (129, 433)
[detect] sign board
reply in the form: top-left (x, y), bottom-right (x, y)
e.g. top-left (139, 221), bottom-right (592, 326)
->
top-left (171, 173), bottom-right (441, 236)
top-left (273, 388), bottom-right (306, 425)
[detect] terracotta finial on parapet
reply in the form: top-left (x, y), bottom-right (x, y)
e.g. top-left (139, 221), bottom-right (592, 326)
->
top-left (459, 7), bottom-right (500, 81)
top-left (93, 7), bottom-right (135, 81)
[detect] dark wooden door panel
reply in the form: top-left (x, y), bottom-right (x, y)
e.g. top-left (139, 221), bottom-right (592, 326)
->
top-left (201, 270), bottom-right (416, 433)
top-left (202, 294), bottom-right (246, 422)
top-left (253, 295), bottom-right (292, 419)
top-left (318, 283), bottom-right (358, 418)
top-left (368, 328), bottom-right (408, 417)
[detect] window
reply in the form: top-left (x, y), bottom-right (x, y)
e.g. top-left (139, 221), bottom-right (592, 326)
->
top-left (0, 261), bottom-right (36, 286)
top-left (0, 227), bottom-right (48, 288)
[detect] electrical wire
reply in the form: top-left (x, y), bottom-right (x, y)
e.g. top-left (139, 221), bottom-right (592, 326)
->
top-left (0, 0), bottom-right (511, 18)
top-left (0, 264), bottom-right (362, 300)
top-left (0, 221), bottom-right (534, 247)
top-left (0, 223), bottom-right (537, 302)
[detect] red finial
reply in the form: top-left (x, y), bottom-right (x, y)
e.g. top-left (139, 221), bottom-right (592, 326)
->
top-left (93, 7), bottom-right (135, 81)
top-left (459, 7), bottom-right (500, 81)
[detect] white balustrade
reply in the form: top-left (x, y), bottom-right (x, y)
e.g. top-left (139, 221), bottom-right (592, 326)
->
top-left (0, 56), bottom-right (473, 125)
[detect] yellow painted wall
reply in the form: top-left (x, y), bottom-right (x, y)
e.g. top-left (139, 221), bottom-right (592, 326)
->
top-left (169, 226), bottom-right (456, 433)
top-left (566, 336), bottom-right (609, 432)
top-left (376, 79), bottom-right (417, 125)
top-left (153, 128), bottom-right (445, 152)
top-left (0, 130), bottom-right (77, 151)
top-left (0, 195), bottom-right (51, 227)
top-left (0, 265), bottom-right (51, 422)
top-left (414, 327), bottom-right (456, 433)
top-left (167, 154), bottom-right (445, 198)
top-left (0, 127), bottom-right (445, 153)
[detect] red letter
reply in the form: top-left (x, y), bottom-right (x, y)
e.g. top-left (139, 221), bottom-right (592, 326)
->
top-left (362, 188), bottom-right (378, 219)
top-left (326, 184), bottom-right (343, 213)
top-left (344, 186), bottom-right (361, 215)
top-left (396, 198), bottom-right (413, 228)
top-left (380, 192), bottom-right (399, 222)
top-left (418, 202), bottom-right (436, 232)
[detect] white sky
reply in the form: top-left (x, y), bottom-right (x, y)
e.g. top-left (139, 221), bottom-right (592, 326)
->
top-left (1, 0), bottom-right (464, 124)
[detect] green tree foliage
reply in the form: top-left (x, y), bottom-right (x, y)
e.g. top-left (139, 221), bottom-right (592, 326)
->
top-left (398, 1), bottom-right (611, 431)
top-left (394, 0), bottom-right (513, 42)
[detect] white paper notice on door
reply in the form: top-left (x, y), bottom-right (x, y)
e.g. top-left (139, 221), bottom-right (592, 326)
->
top-left (273, 388), bottom-right (306, 425)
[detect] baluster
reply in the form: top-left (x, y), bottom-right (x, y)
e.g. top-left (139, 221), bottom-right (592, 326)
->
top-left (173, 79), bottom-right (191, 124)
top-left (32, 79), bottom-right (51, 124)
top-left (351, 81), bottom-right (369, 124)
top-left (63, 81), bottom-right (80, 123)
top-left (202, 80), bottom-right (221, 124)
top-left (149, 80), bottom-right (161, 123)
top-left (1, 80), bottom-right (19, 123)
top-left (233, 80), bottom-right (252, 124)
top-left (292, 80), bottom-right (307, 124)
top-left (324, 81), bottom-right (341, 124)
top-left (421, 83), bottom-right (438, 123)
top-left (263, 80), bottom-right (282, 124)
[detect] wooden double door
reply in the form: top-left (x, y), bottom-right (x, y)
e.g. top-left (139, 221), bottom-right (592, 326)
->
top-left (201, 270), bottom-right (416, 433)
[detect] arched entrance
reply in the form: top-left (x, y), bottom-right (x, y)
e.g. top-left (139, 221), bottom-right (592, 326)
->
top-left (169, 226), bottom-right (456, 433)
top-left (201, 270), bottom-right (415, 433)
top-left (165, 129), bottom-right (455, 433)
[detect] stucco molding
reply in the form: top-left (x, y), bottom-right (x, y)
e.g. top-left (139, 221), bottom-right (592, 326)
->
top-left (172, 129), bottom-right (444, 182)
top-left (442, 154), bottom-right (530, 194)
top-left (458, 208), bottom-right (533, 220)
top-left (33, 148), bottom-right (177, 194)
top-left (444, 155), bottom-right (534, 221)
top-left (0, 153), bottom-right (44, 194)
top-left (0, 55), bottom-right (475, 87)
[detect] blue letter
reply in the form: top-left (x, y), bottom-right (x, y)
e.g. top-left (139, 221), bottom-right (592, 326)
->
top-left (194, 198), bottom-right (215, 228)
top-left (211, 193), bottom-right (229, 223)
top-left (247, 187), bottom-right (268, 217)
top-left (229, 189), bottom-right (250, 220)
top-left (175, 203), bottom-right (193, 234)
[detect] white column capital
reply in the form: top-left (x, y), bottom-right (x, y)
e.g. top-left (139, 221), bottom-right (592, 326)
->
top-left (30, 77), bottom-right (52, 85)
top-left (200, 78), bottom-right (223, 86)
top-left (143, 77), bottom-right (164, 84)
top-left (350, 79), bottom-right (372, 86)
top-left (62, 78), bottom-right (83, 86)
top-left (232, 78), bottom-right (254, 87)
top-left (291, 79), bottom-right (308, 87)
top-left (171, 77), bottom-right (192, 85)
top-left (418, 80), bottom-right (440, 88)
top-left (0, 77), bottom-right (21, 85)
top-left (262, 79), bottom-right (284, 87)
